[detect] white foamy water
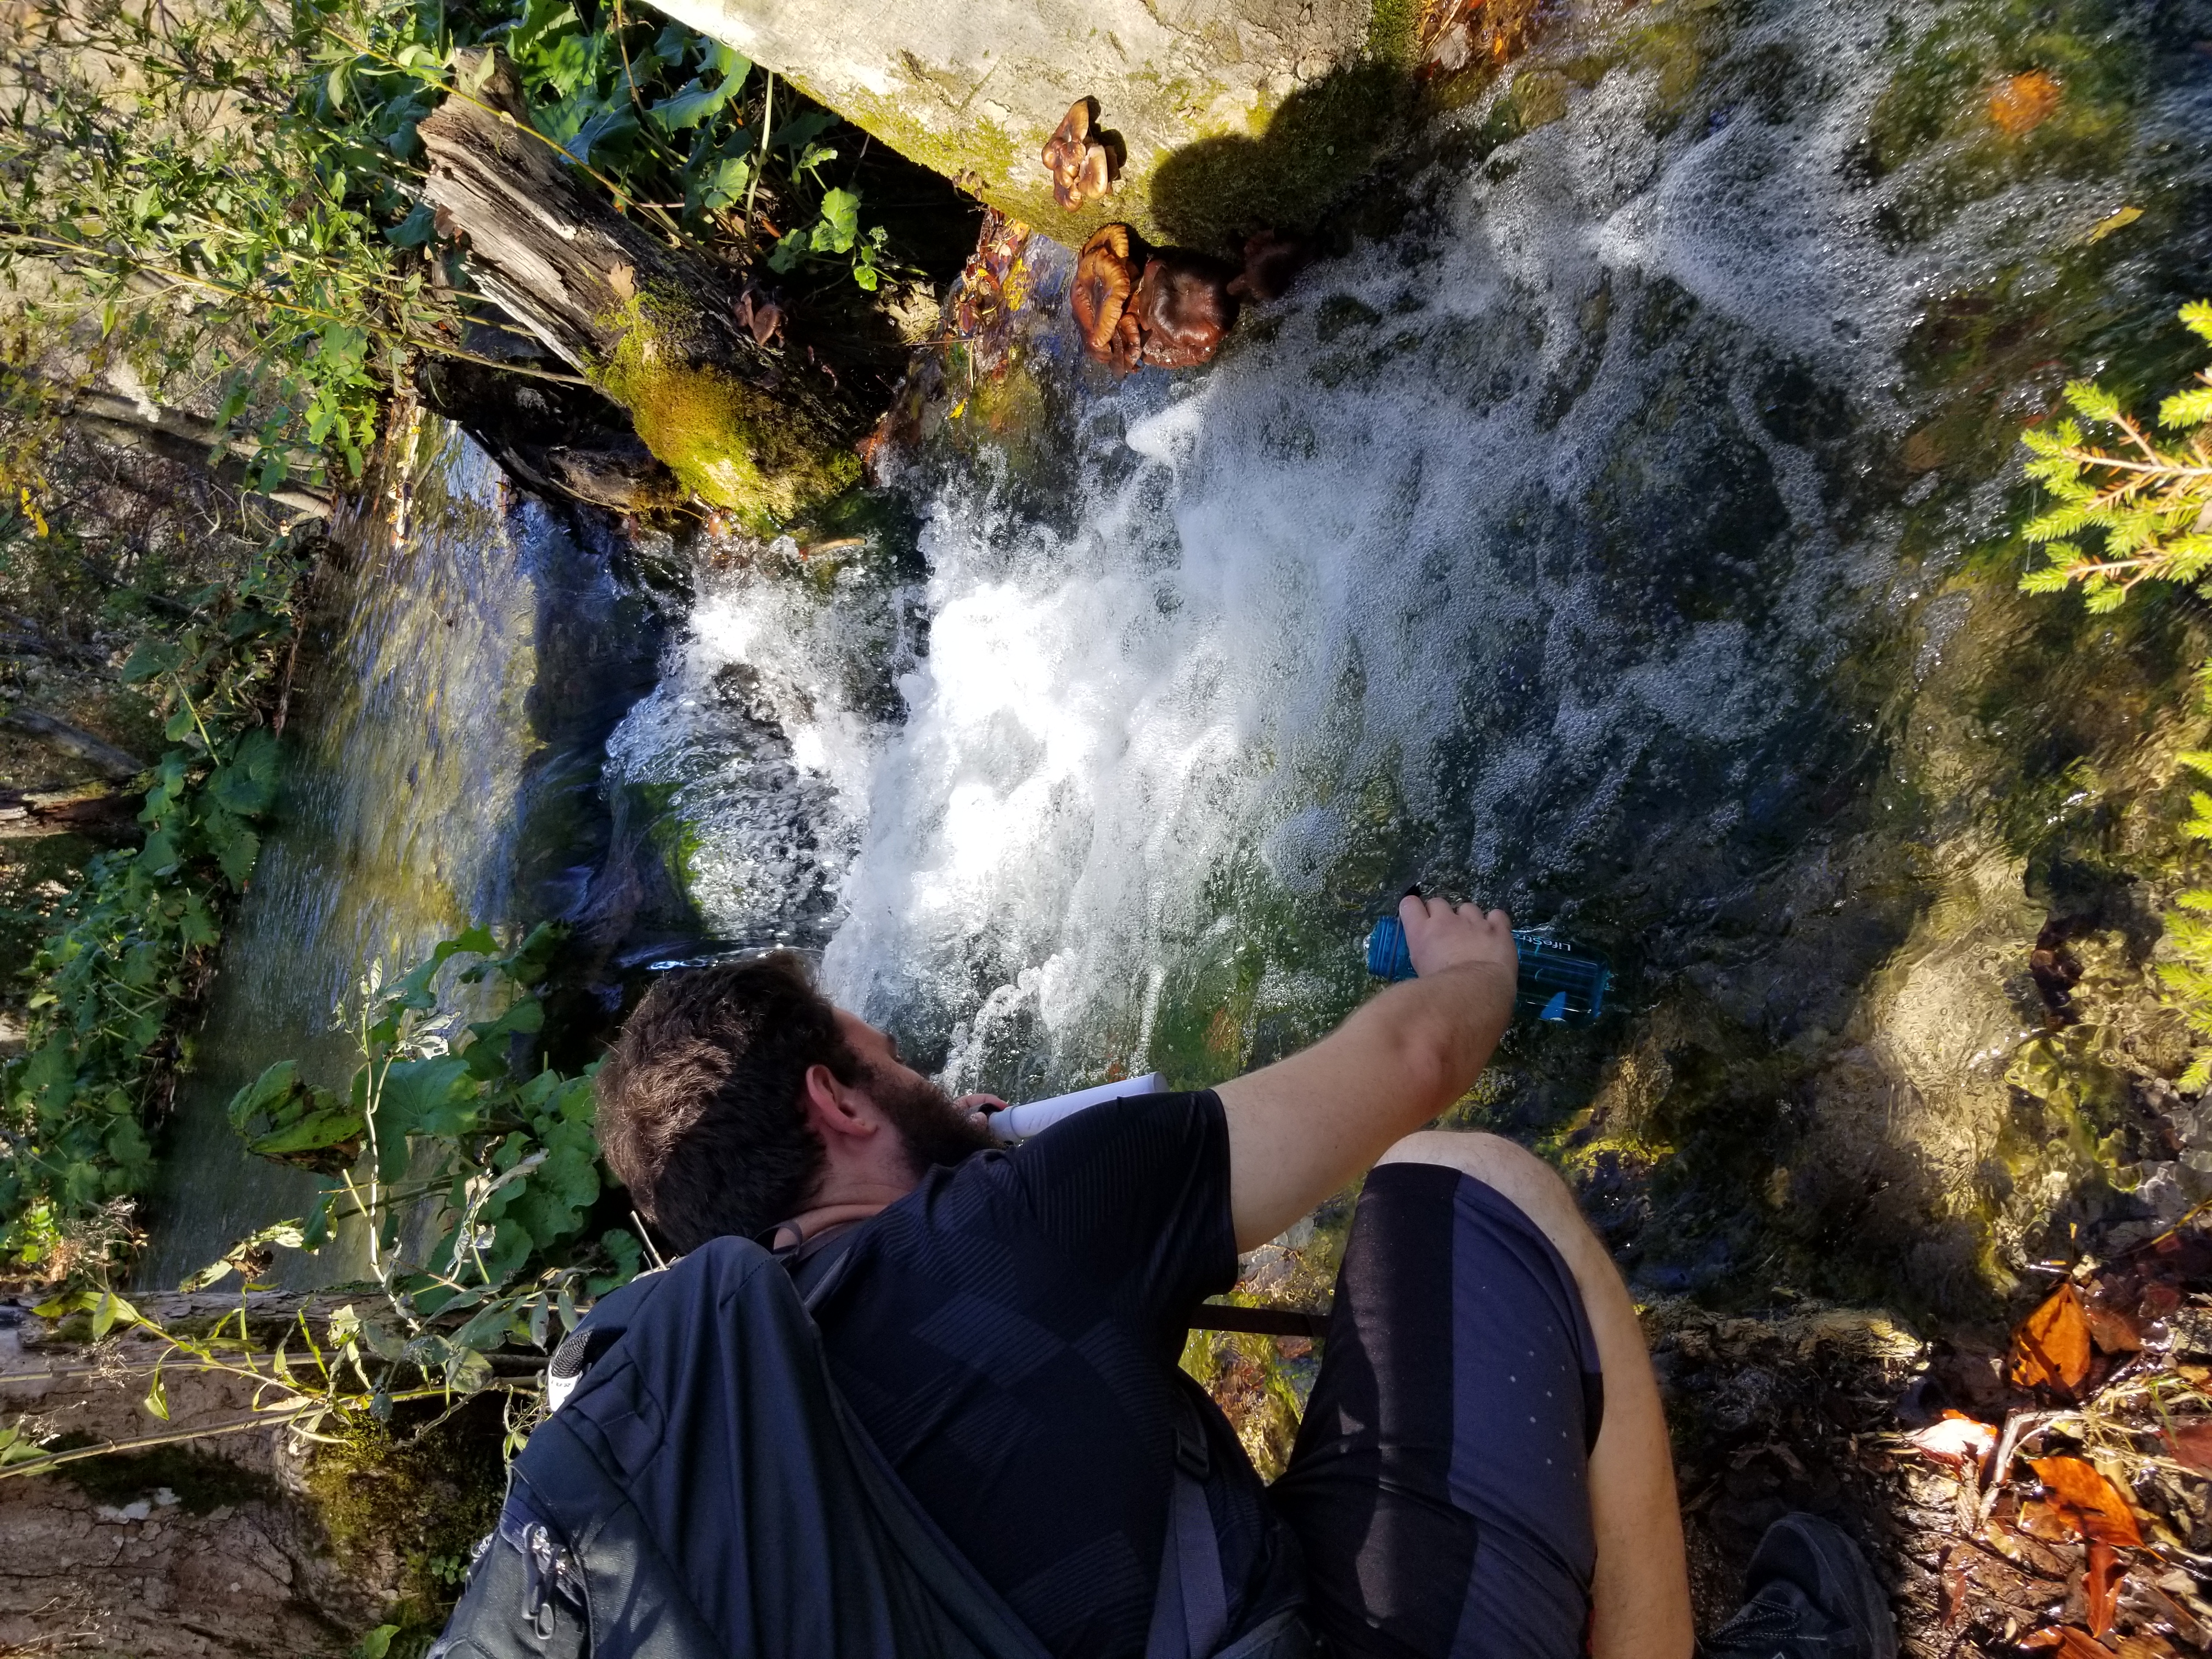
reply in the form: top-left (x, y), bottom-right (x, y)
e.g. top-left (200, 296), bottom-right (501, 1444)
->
top-left (619, 0), bottom-right (2209, 1094)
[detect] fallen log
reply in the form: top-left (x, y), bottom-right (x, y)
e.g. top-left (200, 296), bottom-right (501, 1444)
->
top-left (0, 708), bottom-right (146, 780)
top-left (417, 53), bottom-right (864, 528)
top-left (0, 780), bottom-right (143, 841)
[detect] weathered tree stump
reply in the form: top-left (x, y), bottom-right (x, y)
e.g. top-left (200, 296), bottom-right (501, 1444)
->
top-left (417, 53), bottom-right (864, 527)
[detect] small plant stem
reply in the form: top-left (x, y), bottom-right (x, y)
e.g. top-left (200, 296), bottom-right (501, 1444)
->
top-left (2066, 446), bottom-right (2212, 478)
top-left (743, 69), bottom-right (771, 256)
top-left (169, 676), bottom-right (216, 752)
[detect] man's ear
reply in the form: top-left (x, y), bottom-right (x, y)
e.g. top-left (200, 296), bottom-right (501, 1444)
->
top-left (801, 1063), bottom-right (878, 1142)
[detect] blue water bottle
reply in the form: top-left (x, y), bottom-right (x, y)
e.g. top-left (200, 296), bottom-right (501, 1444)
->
top-left (1364, 915), bottom-right (1609, 1026)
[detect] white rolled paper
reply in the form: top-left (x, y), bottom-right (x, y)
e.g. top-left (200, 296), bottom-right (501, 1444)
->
top-left (985, 1073), bottom-right (1168, 1142)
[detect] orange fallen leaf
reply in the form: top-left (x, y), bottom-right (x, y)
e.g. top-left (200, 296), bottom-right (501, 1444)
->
top-left (2011, 1283), bottom-right (2093, 1393)
top-left (1911, 1410), bottom-right (1999, 1470)
top-left (2163, 1419), bottom-right (2212, 1472)
top-left (1990, 69), bottom-right (2063, 136)
top-left (2085, 1539), bottom-right (2122, 1639)
top-left (2028, 1457), bottom-right (2145, 1548)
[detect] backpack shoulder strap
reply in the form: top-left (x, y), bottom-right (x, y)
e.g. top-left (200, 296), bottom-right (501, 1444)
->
top-left (1145, 1379), bottom-right (1231, 1659)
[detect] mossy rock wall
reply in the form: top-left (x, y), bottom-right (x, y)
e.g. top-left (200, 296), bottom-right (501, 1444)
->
top-left (644, 0), bottom-right (1413, 250)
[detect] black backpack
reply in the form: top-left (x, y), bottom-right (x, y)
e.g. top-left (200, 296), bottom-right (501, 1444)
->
top-left (426, 1235), bottom-right (1052, 1659)
top-left (428, 1233), bottom-right (1311, 1659)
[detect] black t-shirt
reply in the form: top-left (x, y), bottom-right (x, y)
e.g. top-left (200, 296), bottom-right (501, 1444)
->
top-left (808, 1089), bottom-right (1300, 1659)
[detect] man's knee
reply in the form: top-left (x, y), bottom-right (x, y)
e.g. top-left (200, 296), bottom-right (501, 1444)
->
top-left (1376, 1130), bottom-right (1598, 1275)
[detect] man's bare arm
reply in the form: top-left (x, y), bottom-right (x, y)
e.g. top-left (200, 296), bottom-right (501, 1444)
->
top-left (1215, 898), bottom-right (1517, 1250)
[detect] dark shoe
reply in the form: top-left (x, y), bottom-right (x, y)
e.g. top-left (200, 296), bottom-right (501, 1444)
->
top-left (1700, 1513), bottom-right (1898, 1659)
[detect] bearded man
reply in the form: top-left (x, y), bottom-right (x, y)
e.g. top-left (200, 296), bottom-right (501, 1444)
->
top-left (590, 897), bottom-right (1893, 1659)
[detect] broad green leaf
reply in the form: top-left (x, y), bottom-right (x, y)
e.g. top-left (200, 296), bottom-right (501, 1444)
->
top-left (209, 727), bottom-right (280, 816)
top-left (246, 1105), bottom-right (366, 1163)
top-left (651, 71), bottom-right (741, 133)
top-left (813, 187), bottom-right (860, 254)
top-left (90, 1289), bottom-right (142, 1340)
top-left (385, 200), bottom-right (436, 247)
top-left (374, 1054), bottom-right (475, 1141)
top-left (229, 1058), bottom-right (302, 1130)
top-left (199, 806), bottom-right (261, 887)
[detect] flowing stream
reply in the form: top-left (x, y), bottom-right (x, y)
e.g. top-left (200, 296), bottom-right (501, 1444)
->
top-left (138, 419), bottom-right (667, 1289)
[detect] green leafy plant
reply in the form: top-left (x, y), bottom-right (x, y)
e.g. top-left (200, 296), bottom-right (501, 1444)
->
top-left (0, 535), bottom-right (306, 1266)
top-left (2017, 301), bottom-right (2212, 611)
top-left (222, 923), bottom-right (635, 1348)
top-left (0, 923), bottom-right (638, 1494)
top-left (2017, 299), bottom-right (2212, 1090)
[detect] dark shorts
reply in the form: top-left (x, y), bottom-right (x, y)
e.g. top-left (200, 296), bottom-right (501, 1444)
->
top-left (1268, 1161), bottom-right (1605, 1659)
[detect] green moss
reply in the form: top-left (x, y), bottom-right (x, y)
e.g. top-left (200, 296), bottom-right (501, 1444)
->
top-left (302, 1401), bottom-right (508, 1633)
top-left (593, 291), bottom-right (858, 531)
top-left (1365, 0), bottom-right (1423, 66)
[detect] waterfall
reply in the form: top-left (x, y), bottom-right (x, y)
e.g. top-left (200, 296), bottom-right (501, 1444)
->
top-left (630, 0), bottom-right (2209, 1105)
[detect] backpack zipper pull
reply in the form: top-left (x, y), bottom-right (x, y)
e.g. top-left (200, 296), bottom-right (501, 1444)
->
top-left (523, 1523), bottom-right (559, 1640)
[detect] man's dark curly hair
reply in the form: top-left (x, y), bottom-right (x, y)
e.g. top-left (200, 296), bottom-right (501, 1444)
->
top-left (594, 952), bottom-right (862, 1254)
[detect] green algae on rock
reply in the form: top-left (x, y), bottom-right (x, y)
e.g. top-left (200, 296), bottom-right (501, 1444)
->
top-left (594, 292), bottom-right (860, 526)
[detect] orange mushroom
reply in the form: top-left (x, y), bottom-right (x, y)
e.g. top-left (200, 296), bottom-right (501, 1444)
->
top-left (1071, 223), bottom-right (1145, 363)
top-left (1041, 99), bottom-right (1118, 210)
top-left (1129, 250), bottom-right (1240, 370)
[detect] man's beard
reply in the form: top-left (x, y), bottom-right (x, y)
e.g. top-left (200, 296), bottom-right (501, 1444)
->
top-left (868, 1065), bottom-right (997, 1175)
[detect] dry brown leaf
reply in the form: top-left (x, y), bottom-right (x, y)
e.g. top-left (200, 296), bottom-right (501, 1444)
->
top-left (1990, 69), bottom-right (2063, 136)
top-left (2085, 1540), bottom-right (2122, 1639)
top-left (2018, 1498), bottom-right (2078, 1542)
top-left (2113, 1629), bottom-right (2180, 1659)
top-left (2084, 1303), bottom-right (2143, 1354)
top-left (2012, 1284), bottom-right (2094, 1393)
top-left (2163, 1419), bottom-right (2212, 1472)
top-left (1940, 1545), bottom-right (1969, 1632)
top-left (2029, 1457), bottom-right (2146, 1548)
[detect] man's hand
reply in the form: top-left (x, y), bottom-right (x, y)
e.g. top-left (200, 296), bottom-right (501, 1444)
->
top-left (956, 1092), bottom-right (1009, 1132)
top-left (1216, 898), bottom-right (1519, 1249)
top-left (1400, 893), bottom-right (1517, 985)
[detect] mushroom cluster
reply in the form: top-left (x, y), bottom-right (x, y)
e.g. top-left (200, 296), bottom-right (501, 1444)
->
top-left (1041, 100), bottom-right (1115, 211)
top-left (1071, 224), bottom-right (1310, 375)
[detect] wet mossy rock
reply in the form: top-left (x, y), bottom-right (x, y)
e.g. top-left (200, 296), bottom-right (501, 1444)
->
top-left (643, 0), bottom-right (1419, 250)
top-left (419, 53), bottom-right (861, 528)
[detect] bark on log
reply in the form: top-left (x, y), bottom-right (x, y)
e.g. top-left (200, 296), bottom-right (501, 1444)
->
top-left (0, 708), bottom-right (146, 780)
top-left (417, 54), bottom-right (864, 527)
top-left (0, 780), bottom-right (143, 841)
